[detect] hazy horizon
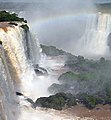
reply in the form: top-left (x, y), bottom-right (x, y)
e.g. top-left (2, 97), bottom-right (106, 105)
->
top-left (0, 0), bottom-right (111, 3)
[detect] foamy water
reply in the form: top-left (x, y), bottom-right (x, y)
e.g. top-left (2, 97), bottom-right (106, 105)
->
top-left (0, 23), bottom-right (95, 120)
top-left (74, 13), bottom-right (111, 59)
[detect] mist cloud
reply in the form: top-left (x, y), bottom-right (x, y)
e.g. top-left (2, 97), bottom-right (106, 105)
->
top-left (0, 0), bottom-right (98, 56)
top-left (22, 0), bottom-right (96, 55)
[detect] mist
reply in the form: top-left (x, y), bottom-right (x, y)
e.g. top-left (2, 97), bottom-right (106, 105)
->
top-left (19, 0), bottom-right (97, 57)
top-left (1, 0), bottom-right (104, 57)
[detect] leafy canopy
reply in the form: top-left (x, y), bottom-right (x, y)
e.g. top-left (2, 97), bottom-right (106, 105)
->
top-left (0, 11), bottom-right (27, 23)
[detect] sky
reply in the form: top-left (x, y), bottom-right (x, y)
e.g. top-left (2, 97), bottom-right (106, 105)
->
top-left (0, 0), bottom-right (38, 2)
top-left (0, 0), bottom-right (110, 3)
top-left (0, 0), bottom-right (111, 3)
top-left (96, 0), bottom-right (111, 3)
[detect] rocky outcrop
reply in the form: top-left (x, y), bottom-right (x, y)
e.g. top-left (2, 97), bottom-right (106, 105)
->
top-left (33, 64), bottom-right (48, 75)
top-left (35, 93), bottom-right (77, 110)
top-left (41, 44), bottom-right (66, 56)
top-left (16, 92), bottom-right (35, 108)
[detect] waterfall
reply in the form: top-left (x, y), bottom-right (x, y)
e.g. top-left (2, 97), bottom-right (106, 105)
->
top-left (1, 25), bottom-right (34, 82)
top-left (0, 23), bottom-right (44, 120)
top-left (24, 30), bottom-right (41, 65)
top-left (76, 13), bottom-right (111, 59)
top-left (0, 45), bottom-right (17, 120)
top-left (0, 22), bottom-right (89, 120)
top-left (0, 23), bottom-right (41, 99)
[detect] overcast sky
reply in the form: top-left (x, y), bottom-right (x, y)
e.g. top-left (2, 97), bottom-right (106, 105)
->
top-left (0, 0), bottom-right (111, 3)
top-left (96, 0), bottom-right (111, 3)
top-left (0, 0), bottom-right (39, 2)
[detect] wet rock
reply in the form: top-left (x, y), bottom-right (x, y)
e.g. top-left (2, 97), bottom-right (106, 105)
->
top-left (26, 98), bottom-right (35, 108)
top-left (9, 22), bottom-right (18, 26)
top-left (35, 93), bottom-right (77, 110)
top-left (16, 92), bottom-right (24, 96)
top-left (16, 92), bottom-right (35, 108)
top-left (96, 108), bottom-right (100, 110)
top-left (48, 83), bottom-right (69, 94)
top-left (34, 64), bottom-right (48, 75)
top-left (0, 41), bottom-right (2, 45)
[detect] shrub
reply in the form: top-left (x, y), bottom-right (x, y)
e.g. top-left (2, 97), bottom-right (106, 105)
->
top-left (41, 44), bottom-right (66, 56)
top-left (0, 11), bottom-right (27, 23)
top-left (35, 93), bottom-right (77, 110)
top-left (58, 71), bottom-right (79, 83)
top-left (58, 71), bottom-right (95, 83)
top-left (20, 24), bottom-right (29, 31)
top-left (77, 93), bottom-right (102, 109)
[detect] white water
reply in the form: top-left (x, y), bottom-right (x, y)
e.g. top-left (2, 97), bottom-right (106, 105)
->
top-left (75, 13), bottom-right (111, 59)
top-left (0, 45), bottom-right (17, 120)
top-left (1, 12), bottom-right (111, 119)
top-left (25, 31), bottom-right (41, 65)
top-left (0, 24), bottom-right (49, 100)
top-left (0, 23), bottom-right (83, 120)
top-left (18, 55), bottom-right (81, 120)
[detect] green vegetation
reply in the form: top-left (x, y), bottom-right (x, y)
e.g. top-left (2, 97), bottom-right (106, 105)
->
top-left (58, 71), bottom-right (96, 83)
top-left (35, 90), bottom-right (111, 110)
top-left (20, 24), bottom-right (29, 31)
top-left (41, 44), bottom-right (66, 56)
top-left (104, 83), bottom-right (111, 104)
top-left (41, 45), bottom-right (111, 109)
top-left (76, 93), bottom-right (102, 109)
top-left (58, 71), bottom-right (79, 82)
top-left (96, 3), bottom-right (111, 13)
top-left (35, 93), bottom-right (77, 110)
top-left (0, 11), bottom-right (27, 22)
top-left (48, 83), bottom-right (69, 93)
top-left (41, 45), bottom-right (110, 72)
top-left (66, 55), bottom-right (103, 72)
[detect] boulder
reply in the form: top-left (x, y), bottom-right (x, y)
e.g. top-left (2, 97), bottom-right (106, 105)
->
top-left (34, 93), bottom-right (77, 110)
top-left (34, 64), bottom-right (48, 75)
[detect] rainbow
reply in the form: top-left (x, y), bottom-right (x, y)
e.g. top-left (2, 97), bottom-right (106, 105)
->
top-left (29, 13), bottom-right (89, 31)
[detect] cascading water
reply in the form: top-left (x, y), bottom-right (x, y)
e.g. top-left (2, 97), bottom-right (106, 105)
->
top-left (0, 44), bottom-right (18, 120)
top-left (76, 12), bottom-right (111, 59)
top-left (1, 12), bottom-right (111, 120)
top-left (0, 23), bottom-right (42, 99)
top-left (0, 23), bottom-right (80, 120)
top-left (24, 30), bottom-right (41, 65)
